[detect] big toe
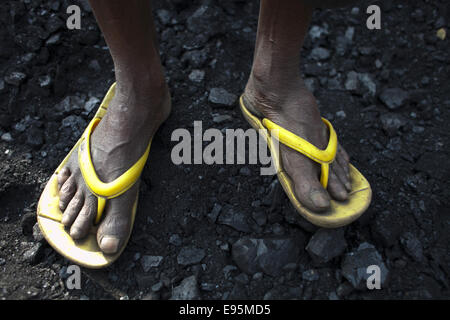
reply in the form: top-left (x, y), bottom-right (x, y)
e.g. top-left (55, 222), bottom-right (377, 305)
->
top-left (96, 198), bottom-right (134, 255)
top-left (308, 188), bottom-right (331, 210)
top-left (99, 236), bottom-right (122, 255)
top-left (290, 167), bottom-right (331, 212)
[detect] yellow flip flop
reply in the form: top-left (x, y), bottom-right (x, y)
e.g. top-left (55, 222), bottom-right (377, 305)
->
top-left (37, 83), bottom-right (151, 268)
top-left (239, 95), bottom-right (372, 228)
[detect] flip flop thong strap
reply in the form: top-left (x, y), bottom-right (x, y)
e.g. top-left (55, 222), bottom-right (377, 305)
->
top-left (78, 117), bottom-right (152, 224)
top-left (262, 117), bottom-right (338, 189)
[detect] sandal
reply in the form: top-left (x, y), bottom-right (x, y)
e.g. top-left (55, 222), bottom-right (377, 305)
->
top-left (37, 83), bottom-right (153, 268)
top-left (239, 95), bottom-right (372, 228)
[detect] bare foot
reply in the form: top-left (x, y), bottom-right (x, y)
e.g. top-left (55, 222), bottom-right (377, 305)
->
top-left (56, 81), bottom-right (170, 254)
top-left (243, 75), bottom-right (351, 212)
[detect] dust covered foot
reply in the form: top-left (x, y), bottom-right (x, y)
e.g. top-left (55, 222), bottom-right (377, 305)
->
top-left (243, 75), bottom-right (351, 212)
top-left (56, 82), bottom-right (170, 254)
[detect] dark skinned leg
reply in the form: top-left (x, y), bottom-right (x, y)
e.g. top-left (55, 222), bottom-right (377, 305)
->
top-left (244, 0), bottom-right (351, 212)
top-left (57, 0), bottom-right (170, 254)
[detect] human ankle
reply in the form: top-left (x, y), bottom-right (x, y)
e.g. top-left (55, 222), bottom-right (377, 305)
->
top-left (100, 75), bottom-right (170, 139)
top-left (245, 68), bottom-right (322, 126)
top-left (113, 69), bottom-right (169, 109)
top-left (245, 70), bottom-right (303, 114)
top-left (248, 58), bottom-right (304, 99)
top-left (116, 69), bottom-right (166, 96)
top-left (114, 57), bottom-right (167, 96)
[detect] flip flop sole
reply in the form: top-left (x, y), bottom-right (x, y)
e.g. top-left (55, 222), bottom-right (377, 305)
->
top-left (239, 96), bottom-right (372, 228)
top-left (37, 84), bottom-right (138, 268)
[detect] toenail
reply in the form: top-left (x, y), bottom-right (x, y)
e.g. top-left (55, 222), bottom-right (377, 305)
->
top-left (100, 236), bottom-right (120, 253)
top-left (345, 181), bottom-right (352, 191)
top-left (61, 215), bottom-right (70, 226)
top-left (70, 227), bottom-right (82, 238)
top-left (310, 191), bottom-right (328, 208)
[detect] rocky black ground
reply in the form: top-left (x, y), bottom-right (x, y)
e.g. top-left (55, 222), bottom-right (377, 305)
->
top-left (0, 0), bottom-right (449, 300)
